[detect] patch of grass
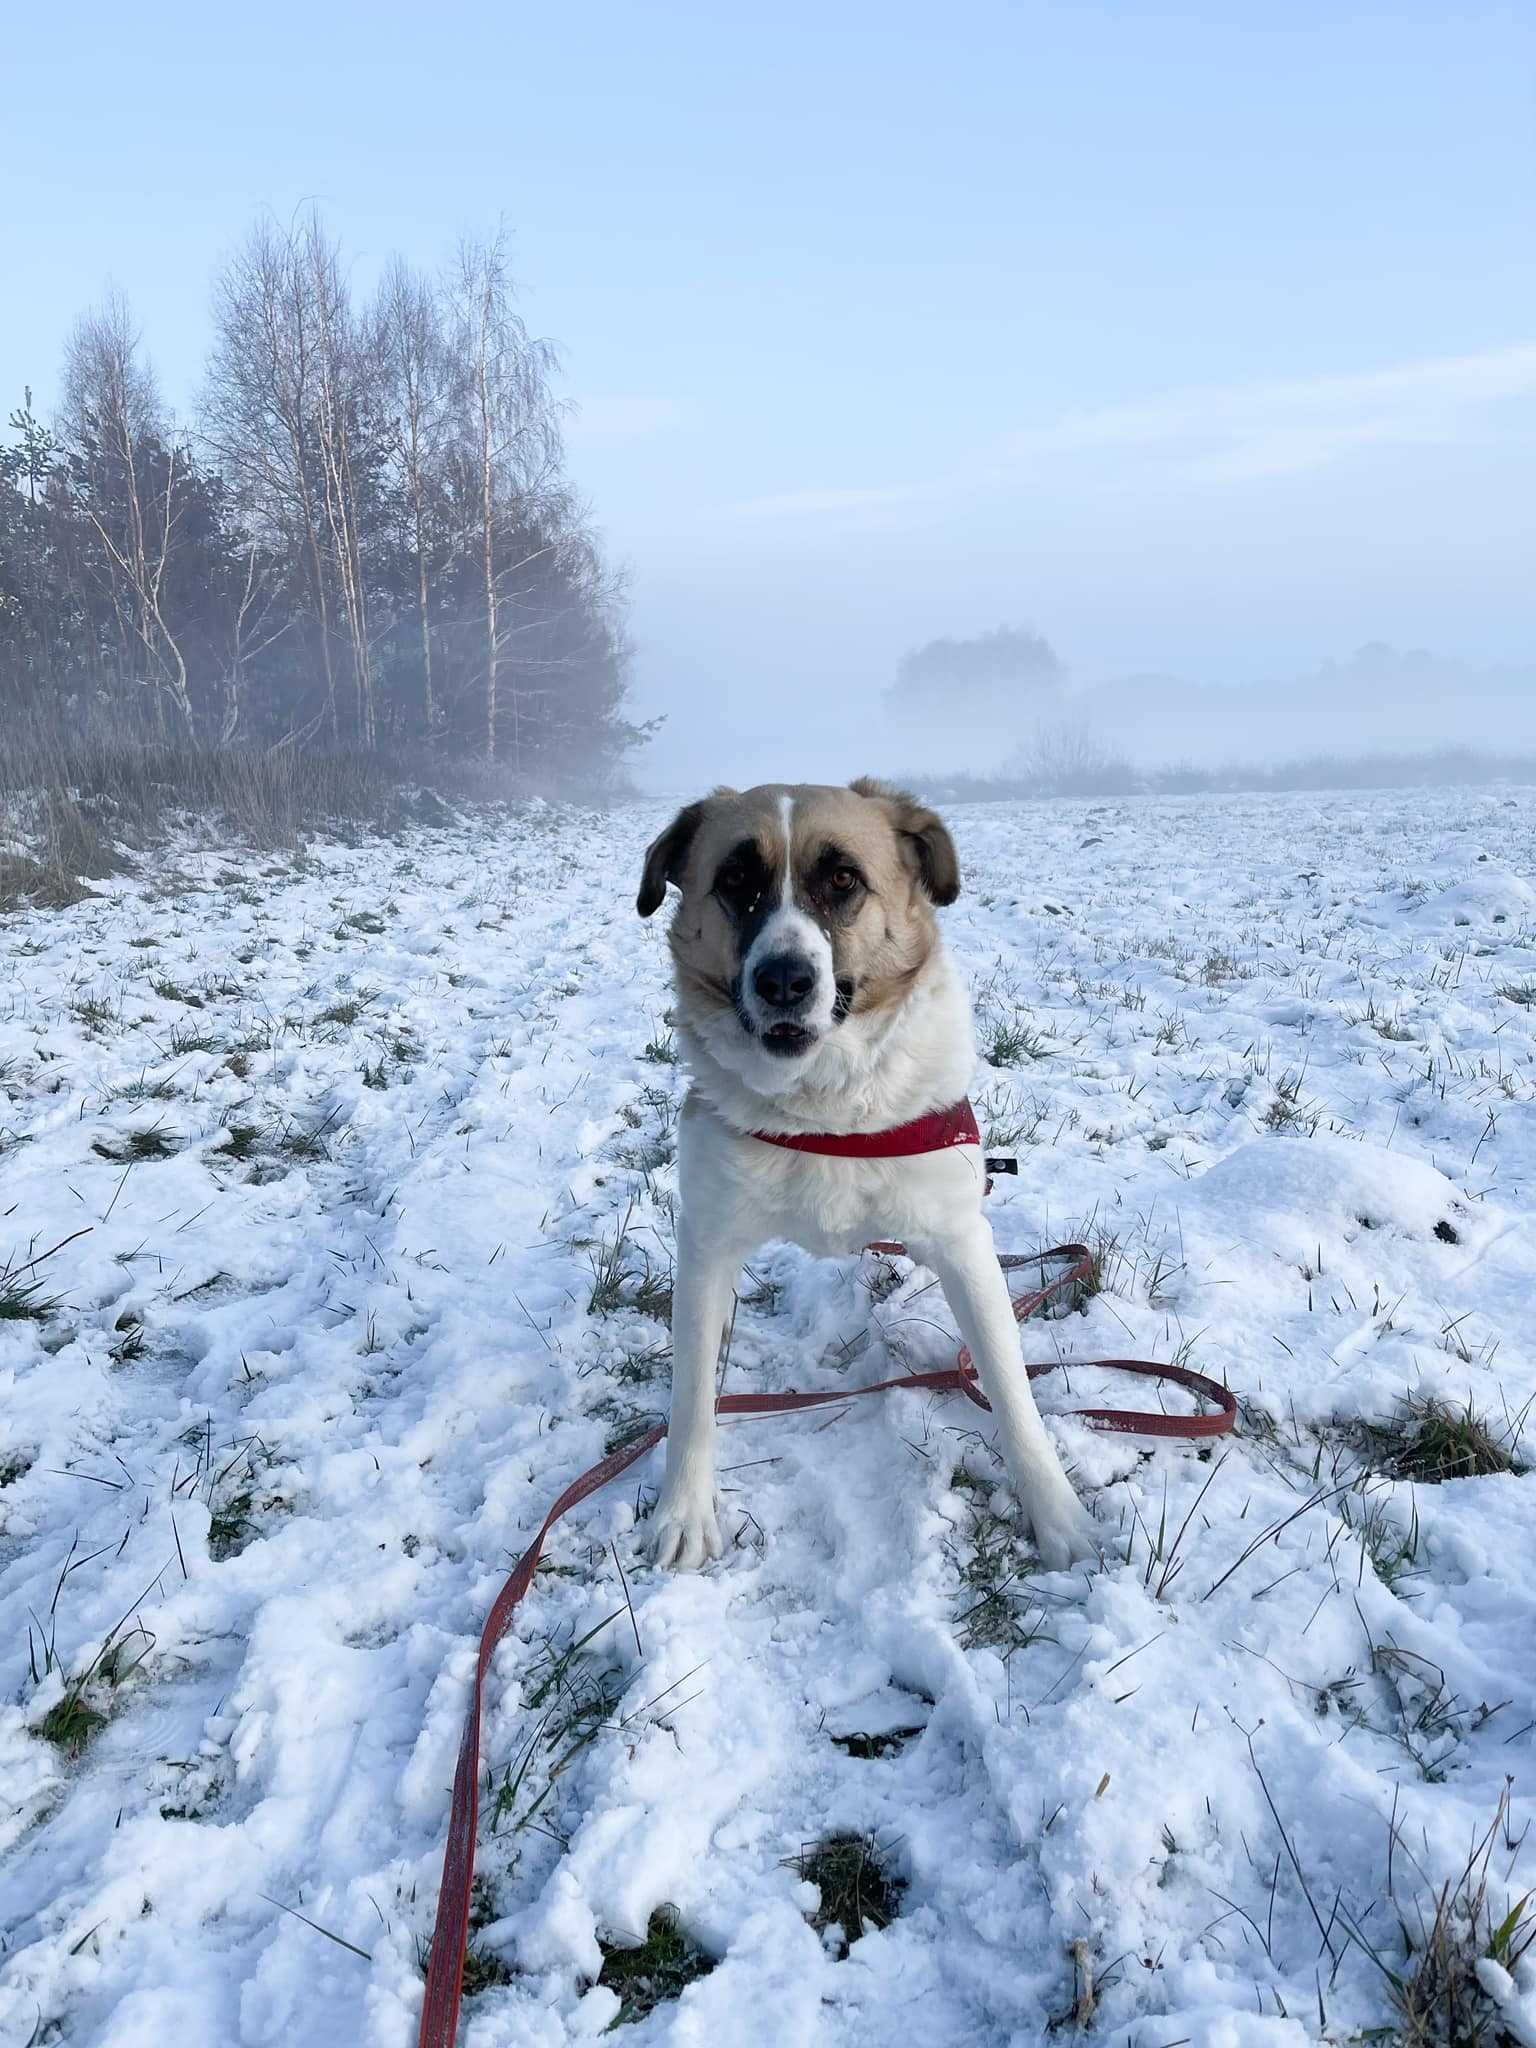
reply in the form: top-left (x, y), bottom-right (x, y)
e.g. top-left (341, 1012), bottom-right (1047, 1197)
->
top-left (112, 1312), bottom-right (147, 1364)
top-left (640, 1021), bottom-right (678, 1065)
top-left (1497, 982), bottom-right (1536, 1007)
top-left (1201, 947), bottom-right (1241, 984)
top-left (614, 1133), bottom-right (672, 1174)
top-left (586, 1214), bottom-right (635, 1316)
top-left (487, 1611), bottom-right (628, 1842)
top-left (0, 1254), bottom-right (61, 1321)
top-left (1351, 1785), bottom-right (1534, 2048)
top-left (1341, 1485), bottom-right (1426, 1596)
top-left (0, 851), bottom-right (94, 909)
top-left (461, 1943), bottom-right (516, 1997)
top-left (220, 1121), bottom-right (263, 1161)
top-left (861, 1255), bottom-right (905, 1307)
top-left (973, 1081), bottom-right (1051, 1150)
top-left (629, 1262), bottom-right (672, 1323)
top-left (0, 1450), bottom-right (34, 1487)
top-left (584, 1205), bottom-right (671, 1320)
top-left (70, 990), bottom-right (119, 1032)
top-left (37, 1691), bottom-right (108, 1757)
top-left (984, 1014), bottom-right (1051, 1066)
top-left (208, 1488), bottom-right (257, 1560)
top-left (276, 1108), bottom-right (342, 1162)
top-left (151, 977), bottom-right (206, 1007)
top-left (1263, 1068), bottom-right (1320, 1135)
top-left (1351, 1396), bottom-right (1522, 1485)
top-left (1365, 1636), bottom-right (1471, 1781)
top-left (599, 1405), bottom-right (666, 1457)
top-left (739, 1267), bottom-right (783, 1314)
top-left (794, 1831), bottom-right (905, 1950)
top-left (946, 1464), bottom-right (1051, 1653)
top-left (110, 1071), bottom-right (180, 1104)
top-left (92, 1125), bottom-right (178, 1163)
top-left (316, 988), bottom-right (378, 1028)
top-left (607, 1342), bottom-right (670, 1387)
top-left (167, 1023), bottom-right (221, 1055)
top-left (596, 1906), bottom-right (714, 2026)
top-left (830, 1727), bottom-right (923, 1759)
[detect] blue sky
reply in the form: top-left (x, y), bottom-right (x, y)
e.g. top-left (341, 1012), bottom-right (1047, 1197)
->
top-left (6, 1), bottom-right (1534, 781)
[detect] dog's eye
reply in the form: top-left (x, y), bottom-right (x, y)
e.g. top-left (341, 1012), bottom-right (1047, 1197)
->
top-left (828, 866), bottom-right (860, 895)
top-left (716, 863), bottom-right (752, 899)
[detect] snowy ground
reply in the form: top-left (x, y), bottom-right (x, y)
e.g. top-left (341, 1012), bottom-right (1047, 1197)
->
top-left (2, 787), bottom-right (1535, 2048)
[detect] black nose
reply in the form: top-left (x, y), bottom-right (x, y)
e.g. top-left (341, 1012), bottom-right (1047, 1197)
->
top-left (753, 952), bottom-right (817, 1010)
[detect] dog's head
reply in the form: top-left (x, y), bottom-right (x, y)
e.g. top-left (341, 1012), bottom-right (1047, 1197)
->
top-left (637, 779), bottom-right (959, 1077)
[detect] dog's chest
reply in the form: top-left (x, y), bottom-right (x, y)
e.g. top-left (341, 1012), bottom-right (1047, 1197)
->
top-left (716, 1138), bottom-right (985, 1260)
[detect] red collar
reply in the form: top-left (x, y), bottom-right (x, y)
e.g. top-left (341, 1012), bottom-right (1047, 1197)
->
top-left (752, 1097), bottom-right (980, 1159)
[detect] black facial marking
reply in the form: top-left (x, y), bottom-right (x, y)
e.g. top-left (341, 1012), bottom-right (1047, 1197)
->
top-left (713, 837), bottom-right (770, 918)
top-left (713, 837), bottom-right (783, 956)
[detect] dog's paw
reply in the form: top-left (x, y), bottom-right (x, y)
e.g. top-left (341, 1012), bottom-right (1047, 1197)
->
top-left (648, 1488), bottom-right (724, 1572)
top-left (1027, 1488), bottom-right (1100, 1572)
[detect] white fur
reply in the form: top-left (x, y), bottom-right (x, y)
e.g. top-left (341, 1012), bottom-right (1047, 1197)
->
top-left (651, 932), bottom-right (1100, 1573)
top-left (736, 790), bottom-right (837, 1047)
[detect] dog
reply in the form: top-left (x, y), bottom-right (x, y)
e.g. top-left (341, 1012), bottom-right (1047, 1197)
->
top-left (636, 777), bottom-right (1099, 1572)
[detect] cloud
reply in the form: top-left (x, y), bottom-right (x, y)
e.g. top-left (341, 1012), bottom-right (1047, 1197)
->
top-left (717, 342), bottom-right (1536, 529)
top-left (996, 343), bottom-right (1536, 485)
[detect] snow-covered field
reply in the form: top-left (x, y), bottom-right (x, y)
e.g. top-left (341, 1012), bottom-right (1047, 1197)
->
top-left (3, 788), bottom-right (1535, 2048)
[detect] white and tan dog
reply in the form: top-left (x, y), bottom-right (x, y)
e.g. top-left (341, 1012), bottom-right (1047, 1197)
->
top-left (637, 778), bottom-right (1099, 1572)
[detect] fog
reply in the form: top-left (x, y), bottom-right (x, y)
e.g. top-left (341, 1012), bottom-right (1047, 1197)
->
top-left (867, 646), bottom-right (1536, 786)
top-left (631, 632), bottom-right (1536, 797)
top-left (586, 347), bottom-right (1536, 797)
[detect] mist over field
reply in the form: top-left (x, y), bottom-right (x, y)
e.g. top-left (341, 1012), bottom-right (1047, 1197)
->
top-left (877, 643), bottom-right (1536, 786)
top-left (632, 630), bottom-right (1536, 795)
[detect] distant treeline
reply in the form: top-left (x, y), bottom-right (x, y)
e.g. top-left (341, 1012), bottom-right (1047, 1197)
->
top-left (0, 210), bottom-right (642, 778)
top-left (907, 740), bottom-right (1536, 804)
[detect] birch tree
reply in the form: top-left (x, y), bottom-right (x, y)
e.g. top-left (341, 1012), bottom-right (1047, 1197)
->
top-left (58, 296), bottom-right (194, 733)
top-left (204, 216), bottom-right (342, 740)
top-left (301, 213), bottom-right (377, 747)
top-left (448, 228), bottom-right (562, 763)
top-left (369, 257), bottom-right (454, 737)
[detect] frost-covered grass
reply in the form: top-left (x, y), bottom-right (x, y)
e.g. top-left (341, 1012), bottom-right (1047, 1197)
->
top-left (2, 787), bottom-right (1535, 2046)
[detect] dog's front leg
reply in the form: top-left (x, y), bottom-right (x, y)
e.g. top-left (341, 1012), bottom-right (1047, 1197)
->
top-left (926, 1227), bottom-right (1099, 1571)
top-left (650, 1226), bottom-right (740, 1570)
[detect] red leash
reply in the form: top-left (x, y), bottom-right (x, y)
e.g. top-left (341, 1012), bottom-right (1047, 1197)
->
top-left (414, 1239), bottom-right (1236, 2045)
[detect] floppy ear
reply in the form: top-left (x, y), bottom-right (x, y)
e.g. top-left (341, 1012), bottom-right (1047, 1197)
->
top-left (849, 776), bottom-right (961, 906)
top-left (637, 800), bottom-right (707, 917)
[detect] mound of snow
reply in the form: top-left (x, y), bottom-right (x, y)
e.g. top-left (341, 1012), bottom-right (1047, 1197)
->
top-left (1421, 867), bottom-right (1536, 928)
top-left (1174, 1132), bottom-right (1468, 1265)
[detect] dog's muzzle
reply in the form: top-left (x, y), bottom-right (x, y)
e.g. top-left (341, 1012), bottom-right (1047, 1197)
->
top-left (747, 949), bottom-right (819, 1056)
top-left (737, 908), bottom-right (843, 1058)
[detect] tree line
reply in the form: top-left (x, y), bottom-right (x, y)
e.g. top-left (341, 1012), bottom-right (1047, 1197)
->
top-left (0, 211), bottom-right (643, 778)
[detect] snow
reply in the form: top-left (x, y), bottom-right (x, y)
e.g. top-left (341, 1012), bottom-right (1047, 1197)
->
top-left (1, 787), bottom-right (1534, 2046)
